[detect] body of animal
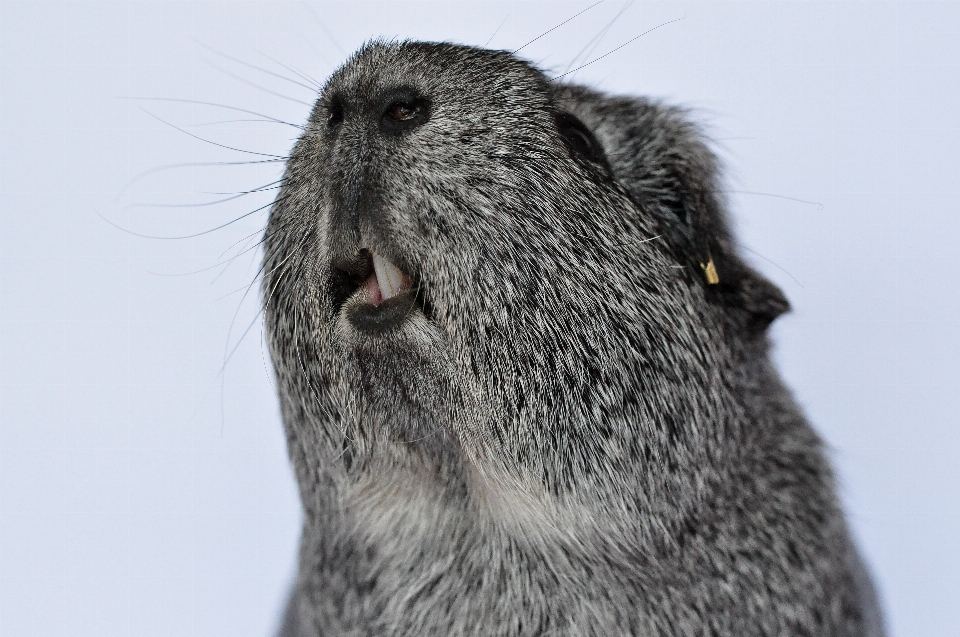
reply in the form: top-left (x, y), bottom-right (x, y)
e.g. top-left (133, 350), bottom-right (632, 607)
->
top-left (263, 41), bottom-right (884, 637)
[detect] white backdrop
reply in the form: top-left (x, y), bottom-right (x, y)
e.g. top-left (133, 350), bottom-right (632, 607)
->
top-left (1, 2), bottom-right (958, 636)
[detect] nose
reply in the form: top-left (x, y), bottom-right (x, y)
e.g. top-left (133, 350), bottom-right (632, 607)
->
top-left (323, 89), bottom-right (430, 259)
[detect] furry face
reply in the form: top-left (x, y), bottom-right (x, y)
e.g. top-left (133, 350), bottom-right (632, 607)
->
top-left (268, 41), bottom-right (724, 508)
top-left (264, 41), bottom-right (882, 637)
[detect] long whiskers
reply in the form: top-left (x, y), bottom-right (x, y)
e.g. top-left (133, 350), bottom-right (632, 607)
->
top-left (256, 49), bottom-right (323, 90)
top-left (513, 1), bottom-right (606, 54)
top-left (129, 185), bottom-right (280, 209)
top-left (718, 189), bottom-right (824, 210)
top-left (118, 96), bottom-right (304, 129)
top-left (206, 58), bottom-right (313, 106)
top-left (118, 159), bottom-right (287, 198)
top-left (97, 195), bottom-right (286, 240)
top-left (218, 229), bottom-right (313, 430)
top-left (554, 15), bottom-right (686, 80)
top-left (139, 108), bottom-right (289, 158)
top-left (564, 0), bottom-right (636, 73)
top-left (195, 40), bottom-right (321, 93)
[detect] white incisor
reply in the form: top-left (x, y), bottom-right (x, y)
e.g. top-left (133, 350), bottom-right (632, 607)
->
top-left (372, 252), bottom-right (411, 301)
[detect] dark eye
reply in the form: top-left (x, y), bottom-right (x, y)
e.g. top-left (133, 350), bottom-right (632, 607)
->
top-left (555, 111), bottom-right (610, 172)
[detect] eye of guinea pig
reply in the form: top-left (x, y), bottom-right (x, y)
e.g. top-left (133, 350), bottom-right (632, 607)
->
top-left (554, 111), bottom-right (611, 172)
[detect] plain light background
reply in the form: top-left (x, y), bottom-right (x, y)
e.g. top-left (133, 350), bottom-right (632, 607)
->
top-left (1, 1), bottom-right (957, 635)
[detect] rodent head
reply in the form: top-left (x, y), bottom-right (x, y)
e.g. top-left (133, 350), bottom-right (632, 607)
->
top-left (263, 40), bottom-right (788, 524)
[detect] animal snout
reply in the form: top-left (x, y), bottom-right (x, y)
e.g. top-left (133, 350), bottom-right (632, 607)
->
top-left (324, 88), bottom-right (431, 246)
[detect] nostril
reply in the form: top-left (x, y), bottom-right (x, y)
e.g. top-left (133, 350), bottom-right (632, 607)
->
top-left (327, 97), bottom-right (345, 128)
top-left (386, 100), bottom-right (421, 122)
top-left (380, 91), bottom-right (430, 133)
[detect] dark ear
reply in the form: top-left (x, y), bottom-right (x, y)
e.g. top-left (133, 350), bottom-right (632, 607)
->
top-left (698, 243), bottom-right (791, 333)
top-left (661, 136), bottom-right (790, 333)
top-left (552, 84), bottom-right (789, 333)
top-left (554, 111), bottom-right (612, 174)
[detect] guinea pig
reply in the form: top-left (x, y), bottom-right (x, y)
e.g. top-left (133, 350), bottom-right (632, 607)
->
top-left (263, 40), bottom-right (885, 637)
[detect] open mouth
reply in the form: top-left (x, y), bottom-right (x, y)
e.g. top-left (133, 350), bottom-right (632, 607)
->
top-left (331, 248), bottom-right (431, 332)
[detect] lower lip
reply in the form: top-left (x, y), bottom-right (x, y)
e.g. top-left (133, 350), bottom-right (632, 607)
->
top-left (346, 291), bottom-right (419, 334)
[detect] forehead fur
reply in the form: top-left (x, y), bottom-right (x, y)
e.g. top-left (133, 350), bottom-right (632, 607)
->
top-left (317, 40), bottom-right (553, 120)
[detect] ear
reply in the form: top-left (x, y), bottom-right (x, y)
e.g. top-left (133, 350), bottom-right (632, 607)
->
top-left (698, 242), bottom-right (791, 333)
top-left (553, 83), bottom-right (789, 333)
top-left (660, 134), bottom-right (790, 333)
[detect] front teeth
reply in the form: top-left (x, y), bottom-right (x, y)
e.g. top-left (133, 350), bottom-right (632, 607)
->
top-left (372, 251), bottom-right (411, 301)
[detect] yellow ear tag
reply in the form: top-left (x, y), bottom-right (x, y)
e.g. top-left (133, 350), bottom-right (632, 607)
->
top-left (701, 256), bottom-right (720, 285)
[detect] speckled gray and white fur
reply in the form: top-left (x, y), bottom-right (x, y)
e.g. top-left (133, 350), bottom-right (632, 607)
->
top-left (263, 41), bottom-right (884, 637)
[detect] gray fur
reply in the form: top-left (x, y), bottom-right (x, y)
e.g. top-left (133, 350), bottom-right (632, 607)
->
top-left (263, 41), bottom-right (884, 636)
